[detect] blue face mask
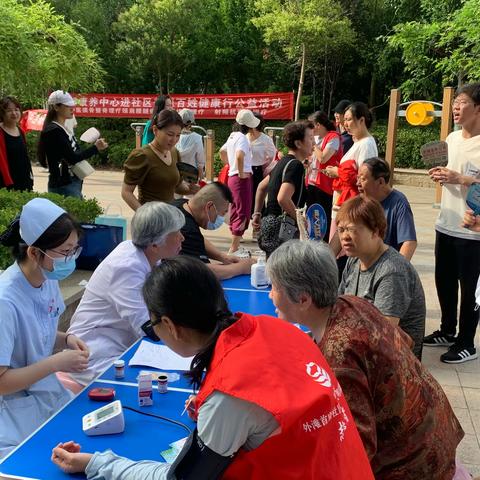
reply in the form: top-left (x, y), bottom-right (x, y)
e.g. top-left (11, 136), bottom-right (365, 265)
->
top-left (42, 257), bottom-right (76, 281)
top-left (206, 204), bottom-right (225, 230)
top-left (208, 215), bottom-right (225, 230)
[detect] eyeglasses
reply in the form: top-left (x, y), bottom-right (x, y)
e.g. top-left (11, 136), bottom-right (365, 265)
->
top-left (451, 100), bottom-right (474, 108)
top-left (337, 225), bottom-right (361, 235)
top-left (39, 245), bottom-right (83, 263)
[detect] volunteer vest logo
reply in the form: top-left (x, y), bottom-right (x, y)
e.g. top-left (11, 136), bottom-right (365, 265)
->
top-left (305, 362), bottom-right (331, 388)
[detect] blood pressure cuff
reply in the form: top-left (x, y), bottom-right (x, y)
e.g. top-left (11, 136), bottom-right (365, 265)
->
top-left (174, 428), bottom-right (234, 480)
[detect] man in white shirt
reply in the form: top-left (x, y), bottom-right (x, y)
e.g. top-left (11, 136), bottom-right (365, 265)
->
top-left (67, 202), bottom-right (185, 384)
top-left (423, 82), bottom-right (480, 363)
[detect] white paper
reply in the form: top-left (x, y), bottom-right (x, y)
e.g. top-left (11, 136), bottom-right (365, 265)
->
top-left (80, 127), bottom-right (101, 143)
top-left (129, 341), bottom-right (193, 371)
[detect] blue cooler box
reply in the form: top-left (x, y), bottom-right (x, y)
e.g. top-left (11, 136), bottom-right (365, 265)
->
top-left (95, 213), bottom-right (127, 241)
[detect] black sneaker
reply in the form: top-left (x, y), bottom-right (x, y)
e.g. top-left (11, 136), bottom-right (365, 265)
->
top-left (441, 346), bottom-right (478, 364)
top-left (423, 330), bottom-right (456, 347)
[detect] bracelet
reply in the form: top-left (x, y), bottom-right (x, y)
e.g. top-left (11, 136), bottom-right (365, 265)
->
top-left (65, 333), bottom-right (73, 347)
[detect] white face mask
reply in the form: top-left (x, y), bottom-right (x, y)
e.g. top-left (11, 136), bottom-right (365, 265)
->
top-left (206, 204), bottom-right (225, 230)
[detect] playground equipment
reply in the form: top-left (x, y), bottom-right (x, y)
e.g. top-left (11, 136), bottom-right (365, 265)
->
top-left (385, 87), bottom-right (454, 204)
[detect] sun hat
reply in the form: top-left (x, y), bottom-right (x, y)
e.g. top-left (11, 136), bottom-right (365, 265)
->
top-left (236, 109), bottom-right (260, 128)
top-left (47, 90), bottom-right (75, 107)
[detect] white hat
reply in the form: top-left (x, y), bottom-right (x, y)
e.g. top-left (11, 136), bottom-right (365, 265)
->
top-left (47, 90), bottom-right (75, 107)
top-left (236, 109), bottom-right (260, 128)
top-left (19, 198), bottom-right (66, 246)
top-left (179, 108), bottom-right (195, 125)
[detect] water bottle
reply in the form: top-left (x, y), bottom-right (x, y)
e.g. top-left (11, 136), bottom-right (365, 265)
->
top-left (251, 256), bottom-right (269, 289)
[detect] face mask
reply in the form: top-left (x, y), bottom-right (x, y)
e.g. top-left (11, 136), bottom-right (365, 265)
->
top-left (206, 204), bottom-right (225, 230)
top-left (42, 257), bottom-right (76, 281)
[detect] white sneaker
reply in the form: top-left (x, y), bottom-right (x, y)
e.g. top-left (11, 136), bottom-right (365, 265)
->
top-left (228, 247), bottom-right (251, 258)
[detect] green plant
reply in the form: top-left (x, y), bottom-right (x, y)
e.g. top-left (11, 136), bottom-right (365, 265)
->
top-left (0, 189), bottom-right (102, 269)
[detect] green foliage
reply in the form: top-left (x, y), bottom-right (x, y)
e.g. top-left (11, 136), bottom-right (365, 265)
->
top-left (0, 0), bottom-right (105, 105)
top-left (388, 0), bottom-right (480, 95)
top-left (371, 121), bottom-right (439, 169)
top-left (0, 189), bottom-right (102, 269)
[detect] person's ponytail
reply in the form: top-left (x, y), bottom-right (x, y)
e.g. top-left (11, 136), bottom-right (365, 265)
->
top-left (186, 310), bottom-right (237, 390)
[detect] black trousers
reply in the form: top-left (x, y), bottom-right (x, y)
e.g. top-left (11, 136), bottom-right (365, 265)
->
top-left (306, 185), bottom-right (333, 240)
top-left (435, 230), bottom-right (480, 348)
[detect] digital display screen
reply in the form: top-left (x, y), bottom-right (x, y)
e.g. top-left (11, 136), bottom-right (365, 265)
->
top-left (96, 405), bottom-right (115, 421)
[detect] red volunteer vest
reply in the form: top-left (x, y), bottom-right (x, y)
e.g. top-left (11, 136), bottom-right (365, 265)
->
top-left (308, 131), bottom-right (343, 195)
top-left (195, 313), bottom-right (373, 480)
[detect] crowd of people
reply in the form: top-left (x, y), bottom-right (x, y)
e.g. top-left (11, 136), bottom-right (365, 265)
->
top-left (0, 83), bottom-right (479, 479)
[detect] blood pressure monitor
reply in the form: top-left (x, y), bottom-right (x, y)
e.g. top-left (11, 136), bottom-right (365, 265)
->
top-left (82, 400), bottom-right (125, 436)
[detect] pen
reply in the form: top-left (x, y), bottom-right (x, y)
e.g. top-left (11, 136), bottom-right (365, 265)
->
top-left (181, 396), bottom-right (195, 416)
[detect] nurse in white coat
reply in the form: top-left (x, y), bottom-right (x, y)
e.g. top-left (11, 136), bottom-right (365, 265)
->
top-left (0, 198), bottom-right (89, 458)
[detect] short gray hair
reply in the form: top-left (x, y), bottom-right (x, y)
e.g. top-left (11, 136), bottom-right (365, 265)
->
top-left (267, 240), bottom-right (338, 308)
top-left (131, 202), bottom-right (185, 248)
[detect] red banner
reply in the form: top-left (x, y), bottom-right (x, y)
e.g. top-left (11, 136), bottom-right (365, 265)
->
top-left (71, 92), bottom-right (294, 120)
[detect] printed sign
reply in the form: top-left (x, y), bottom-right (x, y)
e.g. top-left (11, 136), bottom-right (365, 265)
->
top-left (71, 92), bottom-right (294, 120)
top-left (306, 203), bottom-right (328, 240)
top-left (420, 141), bottom-right (448, 168)
top-left (466, 183), bottom-right (480, 216)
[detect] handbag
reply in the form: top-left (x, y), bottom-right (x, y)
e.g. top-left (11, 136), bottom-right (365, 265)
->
top-left (71, 160), bottom-right (95, 179)
top-left (76, 223), bottom-right (123, 270)
top-left (177, 162), bottom-right (199, 184)
top-left (277, 159), bottom-right (304, 242)
top-left (259, 158), bottom-right (304, 252)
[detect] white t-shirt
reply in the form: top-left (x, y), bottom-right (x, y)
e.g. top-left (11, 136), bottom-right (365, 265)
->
top-left (68, 241), bottom-right (151, 385)
top-left (332, 135), bottom-right (378, 210)
top-left (176, 131), bottom-right (205, 171)
top-left (249, 132), bottom-right (276, 167)
top-left (221, 132), bottom-right (253, 176)
top-left (0, 263), bottom-right (71, 458)
top-left (435, 129), bottom-right (480, 240)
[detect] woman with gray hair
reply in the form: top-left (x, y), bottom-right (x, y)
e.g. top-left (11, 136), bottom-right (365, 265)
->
top-left (267, 239), bottom-right (464, 480)
top-left (65, 202), bottom-right (185, 387)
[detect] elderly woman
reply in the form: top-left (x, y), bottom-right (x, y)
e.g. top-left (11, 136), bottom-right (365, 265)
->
top-left (253, 120), bottom-right (312, 257)
top-left (336, 196), bottom-right (425, 358)
top-left (267, 239), bottom-right (464, 480)
top-left (122, 109), bottom-right (198, 211)
top-left (52, 256), bottom-right (373, 479)
top-left (66, 202), bottom-right (185, 386)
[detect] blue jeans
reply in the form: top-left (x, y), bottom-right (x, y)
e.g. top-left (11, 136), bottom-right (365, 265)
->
top-left (49, 176), bottom-right (83, 199)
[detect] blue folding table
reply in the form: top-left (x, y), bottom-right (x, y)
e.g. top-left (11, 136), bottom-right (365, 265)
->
top-left (0, 275), bottom-right (275, 479)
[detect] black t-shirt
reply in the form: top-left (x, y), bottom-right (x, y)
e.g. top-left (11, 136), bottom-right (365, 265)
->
top-left (1, 129), bottom-right (33, 191)
top-left (265, 155), bottom-right (306, 216)
top-left (171, 199), bottom-right (210, 263)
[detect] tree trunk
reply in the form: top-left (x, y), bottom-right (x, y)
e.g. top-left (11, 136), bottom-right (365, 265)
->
top-left (295, 43), bottom-right (306, 121)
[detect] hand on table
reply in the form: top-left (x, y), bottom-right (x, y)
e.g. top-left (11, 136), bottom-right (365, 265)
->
top-left (51, 441), bottom-right (93, 474)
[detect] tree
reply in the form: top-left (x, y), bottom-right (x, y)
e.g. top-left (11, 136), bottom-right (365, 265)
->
top-left (0, 0), bottom-right (104, 105)
top-left (253, 0), bottom-right (355, 118)
top-left (387, 0), bottom-right (477, 99)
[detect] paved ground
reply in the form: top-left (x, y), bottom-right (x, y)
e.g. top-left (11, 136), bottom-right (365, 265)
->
top-left (33, 166), bottom-right (480, 473)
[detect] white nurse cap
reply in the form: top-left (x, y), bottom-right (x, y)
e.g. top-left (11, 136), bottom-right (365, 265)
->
top-left (19, 198), bottom-right (66, 246)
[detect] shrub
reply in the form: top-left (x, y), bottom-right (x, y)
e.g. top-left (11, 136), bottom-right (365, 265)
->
top-left (0, 189), bottom-right (102, 269)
